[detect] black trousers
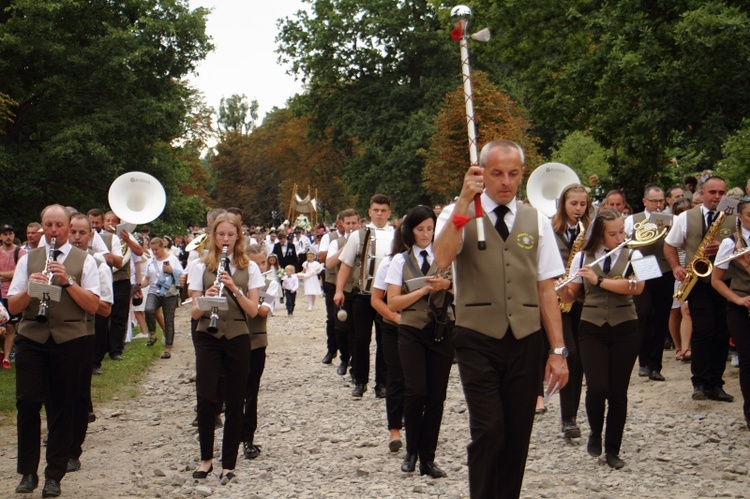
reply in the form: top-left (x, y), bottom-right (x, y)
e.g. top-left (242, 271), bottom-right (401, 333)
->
top-left (70, 335), bottom-right (95, 460)
top-left (560, 302), bottom-right (584, 422)
top-left (578, 319), bottom-right (639, 456)
top-left (350, 293), bottom-right (386, 386)
top-left (455, 328), bottom-right (541, 499)
top-left (337, 291), bottom-right (356, 366)
top-left (380, 320), bottom-right (404, 430)
top-left (93, 280), bottom-right (132, 366)
top-left (688, 281), bottom-right (730, 389)
top-left (108, 279), bottom-right (132, 356)
top-left (284, 289), bottom-right (296, 314)
top-left (242, 347), bottom-right (267, 444)
top-left (726, 303), bottom-right (750, 421)
top-left (194, 332), bottom-right (250, 470)
top-left (634, 271), bottom-right (674, 372)
top-left (398, 324), bottom-right (453, 463)
top-left (16, 334), bottom-right (88, 480)
top-left (322, 282), bottom-right (338, 356)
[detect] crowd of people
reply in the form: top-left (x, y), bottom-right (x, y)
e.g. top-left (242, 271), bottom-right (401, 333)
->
top-left (1, 141), bottom-right (749, 498)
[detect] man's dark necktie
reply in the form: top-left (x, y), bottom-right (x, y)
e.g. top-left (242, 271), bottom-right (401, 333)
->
top-left (52, 249), bottom-right (62, 261)
top-left (493, 205), bottom-right (510, 241)
top-left (420, 250), bottom-right (430, 275)
top-left (602, 254), bottom-right (612, 274)
top-left (706, 211), bottom-right (715, 232)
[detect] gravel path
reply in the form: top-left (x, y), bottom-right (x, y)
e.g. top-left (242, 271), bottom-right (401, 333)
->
top-left (0, 304), bottom-right (747, 498)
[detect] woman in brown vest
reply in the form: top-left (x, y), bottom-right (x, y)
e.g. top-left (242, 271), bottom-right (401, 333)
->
top-left (551, 184), bottom-right (591, 438)
top-left (557, 208), bottom-right (644, 469)
top-left (711, 198), bottom-right (750, 429)
top-left (188, 213), bottom-right (264, 484)
top-left (386, 205), bottom-right (453, 478)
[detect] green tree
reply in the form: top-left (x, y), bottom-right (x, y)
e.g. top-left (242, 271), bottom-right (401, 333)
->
top-left (277, 0), bottom-right (459, 214)
top-left (550, 132), bottom-right (610, 186)
top-left (0, 0), bottom-right (213, 228)
top-left (474, 0), bottom-right (750, 198)
top-left (717, 118), bottom-right (750, 191)
top-left (217, 94), bottom-right (259, 137)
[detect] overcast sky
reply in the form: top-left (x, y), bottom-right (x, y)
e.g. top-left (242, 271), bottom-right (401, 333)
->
top-left (188, 0), bottom-right (307, 123)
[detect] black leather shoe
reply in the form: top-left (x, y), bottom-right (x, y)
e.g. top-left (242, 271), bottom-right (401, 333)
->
top-left (215, 416), bottom-right (223, 429)
top-left (192, 465), bottom-right (213, 479)
top-left (92, 367), bottom-right (102, 375)
top-left (322, 352), bottom-right (334, 364)
top-left (605, 454), bottom-right (625, 469)
top-left (587, 434), bottom-right (602, 457)
top-left (388, 439), bottom-right (402, 453)
top-left (375, 384), bottom-right (387, 399)
top-left (419, 461), bottom-right (447, 478)
top-left (336, 362), bottom-right (348, 376)
top-left (66, 458), bottom-right (81, 472)
top-left (649, 370), bottom-right (666, 382)
top-left (88, 411), bottom-right (96, 423)
top-left (706, 386), bottom-right (734, 402)
top-left (562, 419), bottom-right (581, 439)
top-left (352, 383), bottom-right (366, 398)
top-left (243, 441), bottom-right (261, 459)
top-left (110, 354), bottom-right (124, 361)
top-left (401, 453), bottom-right (416, 472)
top-left (638, 366), bottom-right (649, 377)
top-left (42, 478), bottom-right (61, 498)
top-left (15, 474), bottom-right (38, 494)
top-left (692, 385), bottom-right (707, 400)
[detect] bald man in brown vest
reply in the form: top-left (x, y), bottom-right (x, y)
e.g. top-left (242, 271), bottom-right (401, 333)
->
top-left (8, 205), bottom-right (101, 497)
top-left (434, 140), bottom-right (568, 499)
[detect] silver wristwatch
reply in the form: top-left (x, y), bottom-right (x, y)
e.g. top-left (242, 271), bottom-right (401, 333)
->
top-left (549, 347), bottom-right (569, 358)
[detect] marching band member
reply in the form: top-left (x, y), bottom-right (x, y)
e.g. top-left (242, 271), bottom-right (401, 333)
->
top-left (711, 198), bottom-right (750, 429)
top-left (8, 205), bottom-right (100, 497)
top-left (386, 206), bottom-right (453, 478)
top-left (625, 185), bottom-right (673, 382)
top-left (434, 140), bottom-right (567, 499)
top-left (552, 183), bottom-right (590, 438)
top-left (558, 209), bottom-right (644, 470)
top-left (242, 245), bottom-right (281, 459)
top-left (370, 218), bottom-right (407, 454)
top-left (664, 176), bottom-right (736, 402)
top-left (188, 213), bottom-right (263, 484)
top-left (333, 195), bottom-right (394, 398)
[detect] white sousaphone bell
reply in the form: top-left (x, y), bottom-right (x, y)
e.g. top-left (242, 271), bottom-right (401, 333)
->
top-left (527, 162), bottom-right (580, 218)
top-left (108, 171), bottom-right (167, 267)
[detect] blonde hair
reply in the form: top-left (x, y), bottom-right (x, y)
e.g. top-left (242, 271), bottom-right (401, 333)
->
top-left (284, 265), bottom-right (296, 273)
top-left (201, 213), bottom-right (249, 272)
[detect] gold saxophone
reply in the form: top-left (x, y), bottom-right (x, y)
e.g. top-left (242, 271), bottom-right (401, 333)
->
top-left (674, 211), bottom-right (726, 303)
top-left (559, 220), bottom-right (585, 313)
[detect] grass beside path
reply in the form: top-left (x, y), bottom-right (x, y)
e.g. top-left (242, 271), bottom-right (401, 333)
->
top-left (0, 333), bottom-right (164, 414)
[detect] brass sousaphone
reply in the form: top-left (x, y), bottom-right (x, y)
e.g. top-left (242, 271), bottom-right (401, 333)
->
top-left (108, 171), bottom-right (167, 265)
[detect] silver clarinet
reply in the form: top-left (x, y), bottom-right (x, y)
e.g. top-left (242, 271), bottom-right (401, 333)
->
top-left (36, 237), bottom-right (56, 323)
top-left (207, 246), bottom-right (229, 334)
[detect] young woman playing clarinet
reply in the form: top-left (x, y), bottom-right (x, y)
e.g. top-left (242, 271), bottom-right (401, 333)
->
top-left (188, 213), bottom-right (264, 484)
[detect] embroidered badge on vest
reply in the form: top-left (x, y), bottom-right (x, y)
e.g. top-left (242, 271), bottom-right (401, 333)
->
top-left (516, 233), bottom-right (534, 249)
top-left (719, 227), bottom-right (733, 239)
